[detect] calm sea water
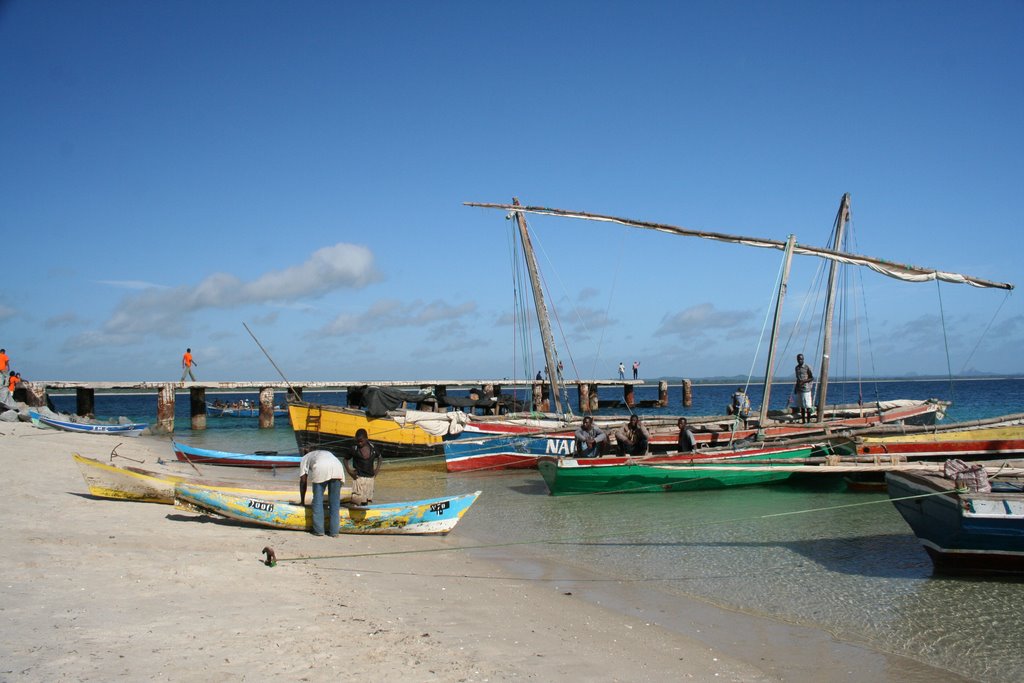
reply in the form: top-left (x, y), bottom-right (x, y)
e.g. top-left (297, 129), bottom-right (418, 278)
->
top-left (52, 377), bottom-right (1024, 681)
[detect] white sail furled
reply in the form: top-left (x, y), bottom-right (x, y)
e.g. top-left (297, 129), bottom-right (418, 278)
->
top-left (464, 203), bottom-right (1014, 291)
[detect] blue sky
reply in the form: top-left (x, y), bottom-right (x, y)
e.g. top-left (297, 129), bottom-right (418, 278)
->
top-left (1, 1), bottom-right (1021, 383)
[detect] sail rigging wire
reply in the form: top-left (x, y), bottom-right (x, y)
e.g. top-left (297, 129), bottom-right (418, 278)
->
top-left (465, 203), bottom-right (1014, 291)
top-left (959, 290), bottom-right (1012, 375)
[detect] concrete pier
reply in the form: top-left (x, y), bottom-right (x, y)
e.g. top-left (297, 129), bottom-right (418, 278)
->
top-left (27, 378), bottom-right (697, 434)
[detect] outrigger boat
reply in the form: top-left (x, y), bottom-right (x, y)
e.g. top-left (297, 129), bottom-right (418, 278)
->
top-left (30, 410), bottom-right (148, 437)
top-left (172, 440), bottom-right (303, 468)
top-left (174, 484), bottom-right (481, 535)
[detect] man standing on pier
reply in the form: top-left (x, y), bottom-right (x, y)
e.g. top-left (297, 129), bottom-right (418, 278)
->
top-left (299, 449), bottom-right (346, 537)
top-left (180, 348), bottom-right (197, 382)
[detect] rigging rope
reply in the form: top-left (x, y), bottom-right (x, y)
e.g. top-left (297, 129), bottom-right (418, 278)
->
top-left (958, 289), bottom-right (1012, 376)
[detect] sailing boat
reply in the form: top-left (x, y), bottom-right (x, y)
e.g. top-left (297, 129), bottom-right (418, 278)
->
top-left (458, 196), bottom-right (1013, 484)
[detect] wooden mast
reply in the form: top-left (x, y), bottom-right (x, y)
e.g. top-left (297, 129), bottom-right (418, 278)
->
top-left (512, 197), bottom-right (563, 414)
top-left (816, 193), bottom-right (851, 422)
top-left (758, 235), bottom-right (797, 431)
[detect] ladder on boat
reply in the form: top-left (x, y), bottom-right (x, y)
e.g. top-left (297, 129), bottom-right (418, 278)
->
top-left (304, 405), bottom-right (322, 449)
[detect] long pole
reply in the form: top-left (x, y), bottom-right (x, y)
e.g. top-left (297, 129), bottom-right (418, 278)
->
top-left (512, 198), bottom-right (563, 414)
top-left (758, 235), bottom-right (797, 432)
top-left (816, 193), bottom-right (851, 421)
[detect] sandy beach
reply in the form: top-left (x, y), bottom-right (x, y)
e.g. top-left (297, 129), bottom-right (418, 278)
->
top-left (1, 418), bottom-right (969, 682)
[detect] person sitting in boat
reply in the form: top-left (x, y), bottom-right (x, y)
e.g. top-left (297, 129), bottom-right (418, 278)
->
top-left (574, 416), bottom-right (608, 458)
top-left (343, 428), bottom-right (381, 505)
top-left (794, 354), bottom-right (815, 424)
top-left (727, 387), bottom-right (751, 427)
top-left (614, 414), bottom-right (650, 456)
top-left (677, 417), bottom-right (697, 452)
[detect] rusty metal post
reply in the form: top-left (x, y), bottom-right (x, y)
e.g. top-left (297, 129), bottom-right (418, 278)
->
top-left (658, 380), bottom-right (668, 407)
top-left (258, 387), bottom-right (275, 429)
top-left (155, 383), bottom-right (175, 434)
top-left (682, 379), bottom-right (693, 407)
top-left (623, 384), bottom-right (635, 408)
top-left (75, 387), bottom-right (95, 417)
top-left (589, 383), bottom-right (599, 412)
top-left (493, 384), bottom-right (502, 415)
top-left (190, 387), bottom-right (206, 430)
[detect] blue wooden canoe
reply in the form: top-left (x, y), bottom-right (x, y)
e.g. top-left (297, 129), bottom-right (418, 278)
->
top-left (172, 440), bottom-right (303, 468)
top-left (29, 410), bottom-right (148, 437)
top-left (174, 484), bottom-right (481, 535)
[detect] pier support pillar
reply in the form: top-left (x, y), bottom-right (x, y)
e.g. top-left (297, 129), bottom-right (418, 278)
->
top-left (155, 383), bottom-right (175, 434)
top-left (433, 385), bottom-right (448, 412)
top-left (416, 384), bottom-right (438, 413)
top-left (190, 387), bottom-right (206, 430)
top-left (532, 381), bottom-right (547, 412)
top-left (577, 383), bottom-right (590, 414)
top-left (75, 387), bottom-right (95, 417)
top-left (623, 384), bottom-right (635, 408)
top-left (682, 379), bottom-right (693, 407)
top-left (258, 387), bottom-right (275, 429)
top-left (589, 384), bottom-right (599, 412)
top-left (658, 380), bottom-right (669, 407)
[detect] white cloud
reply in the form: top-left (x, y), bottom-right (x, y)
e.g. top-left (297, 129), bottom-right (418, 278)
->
top-left (320, 299), bottom-right (477, 336)
top-left (98, 280), bottom-right (169, 290)
top-left (66, 242), bottom-right (379, 349)
top-left (655, 303), bottom-right (755, 337)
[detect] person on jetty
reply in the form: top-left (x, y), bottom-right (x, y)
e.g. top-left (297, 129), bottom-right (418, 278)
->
top-left (0, 348), bottom-right (9, 384)
top-left (344, 428), bottom-right (381, 505)
top-left (632, 360), bottom-right (640, 380)
top-left (574, 415), bottom-right (607, 458)
top-left (8, 371), bottom-right (21, 395)
top-left (618, 362), bottom-right (625, 380)
top-left (299, 449), bottom-right (346, 537)
top-left (615, 414), bottom-right (650, 456)
top-left (794, 353), bottom-right (815, 423)
top-left (677, 417), bottom-right (697, 452)
top-left (180, 348), bottom-right (198, 382)
top-left (728, 387), bottom-right (751, 427)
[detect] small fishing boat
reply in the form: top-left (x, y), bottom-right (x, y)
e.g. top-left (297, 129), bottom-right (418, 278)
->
top-left (207, 401), bottom-right (288, 418)
top-left (174, 484), bottom-right (481, 535)
top-left (72, 452), bottom-right (315, 505)
top-left (30, 410), bottom-right (148, 437)
top-left (887, 461), bottom-right (1024, 576)
top-left (172, 440), bottom-right (302, 468)
top-left (537, 441), bottom-right (849, 495)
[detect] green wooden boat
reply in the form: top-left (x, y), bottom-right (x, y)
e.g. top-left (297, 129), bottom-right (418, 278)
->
top-left (537, 442), bottom-right (845, 496)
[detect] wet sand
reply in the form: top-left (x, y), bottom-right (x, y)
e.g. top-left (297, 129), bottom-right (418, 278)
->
top-left (1, 418), bottom-right (967, 681)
